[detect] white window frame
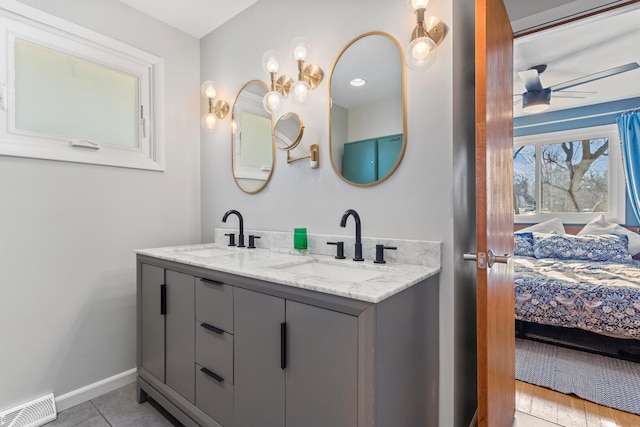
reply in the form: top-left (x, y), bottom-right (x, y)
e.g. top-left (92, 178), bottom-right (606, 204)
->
top-left (514, 124), bottom-right (625, 224)
top-left (0, 2), bottom-right (164, 171)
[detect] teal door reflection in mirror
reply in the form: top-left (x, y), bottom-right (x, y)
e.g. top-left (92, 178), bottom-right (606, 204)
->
top-left (329, 32), bottom-right (406, 187)
top-left (232, 80), bottom-right (274, 194)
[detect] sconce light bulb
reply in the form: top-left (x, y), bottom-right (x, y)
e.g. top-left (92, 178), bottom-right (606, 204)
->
top-left (406, 36), bottom-right (436, 70)
top-left (201, 112), bottom-right (216, 131)
top-left (263, 90), bottom-right (283, 113)
top-left (290, 37), bottom-right (310, 61)
top-left (201, 80), bottom-right (217, 99)
top-left (291, 80), bottom-right (311, 105)
top-left (262, 50), bottom-right (280, 73)
top-left (406, 0), bottom-right (430, 11)
top-left (412, 39), bottom-right (432, 60)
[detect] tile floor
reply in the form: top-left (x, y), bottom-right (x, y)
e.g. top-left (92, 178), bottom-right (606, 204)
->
top-left (45, 382), bottom-right (181, 427)
top-left (48, 382), bottom-right (558, 427)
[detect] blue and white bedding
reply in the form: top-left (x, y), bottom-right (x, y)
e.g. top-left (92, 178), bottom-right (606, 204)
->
top-left (514, 256), bottom-right (640, 339)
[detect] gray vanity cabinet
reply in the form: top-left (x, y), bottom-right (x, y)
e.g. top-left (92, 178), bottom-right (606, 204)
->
top-left (140, 264), bottom-right (195, 403)
top-left (137, 254), bottom-right (439, 427)
top-left (233, 288), bottom-right (358, 427)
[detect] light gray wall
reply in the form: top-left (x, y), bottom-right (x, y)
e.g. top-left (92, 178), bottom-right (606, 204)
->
top-left (0, 0), bottom-right (200, 411)
top-left (200, 0), bottom-right (475, 425)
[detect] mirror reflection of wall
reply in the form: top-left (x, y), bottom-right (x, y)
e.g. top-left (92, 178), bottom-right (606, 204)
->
top-left (274, 112), bottom-right (304, 151)
top-left (329, 32), bottom-right (406, 186)
top-left (231, 80), bottom-right (274, 194)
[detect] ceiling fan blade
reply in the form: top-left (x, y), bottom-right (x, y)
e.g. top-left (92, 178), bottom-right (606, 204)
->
top-left (518, 69), bottom-right (543, 91)
top-left (552, 90), bottom-right (596, 99)
top-left (550, 62), bottom-right (640, 92)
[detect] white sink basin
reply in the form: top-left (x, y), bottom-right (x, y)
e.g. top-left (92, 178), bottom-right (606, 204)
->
top-left (174, 246), bottom-right (235, 258)
top-left (270, 258), bottom-right (386, 283)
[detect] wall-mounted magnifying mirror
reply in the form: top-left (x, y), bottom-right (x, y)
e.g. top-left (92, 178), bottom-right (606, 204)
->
top-left (275, 112), bottom-right (304, 150)
top-left (231, 80), bottom-right (274, 194)
top-left (329, 32), bottom-right (406, 186)
top-left (275, 112), bottom-right (319, 168)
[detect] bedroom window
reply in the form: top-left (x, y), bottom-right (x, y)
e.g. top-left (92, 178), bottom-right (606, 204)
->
top-left (514, 124), bottom-right (625, 223)
top-left (0, 4), bottom-right (164, 171)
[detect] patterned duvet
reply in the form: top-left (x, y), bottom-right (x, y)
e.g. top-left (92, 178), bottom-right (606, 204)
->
top-left (514, 256), bottom-right (640, 339)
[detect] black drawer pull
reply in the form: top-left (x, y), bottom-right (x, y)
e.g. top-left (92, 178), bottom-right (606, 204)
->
top-left (200, 367), bottom-right (224, 383)
top-left (160, 284), bottom-right (167, 315)
top-left (281, 322), bottom-right (287, 370)
top-left (200, 322), bottom-right (224, 335)
top-left (200, 278), bottom-right (224, 286)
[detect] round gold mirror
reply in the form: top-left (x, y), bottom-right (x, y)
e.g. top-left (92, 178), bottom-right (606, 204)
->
top-left (274, 112), bottom-right (305, 151)
top-left (231, 80), bottom-right (274, 194)
top-left (329, 32), bottom-right (406, 186)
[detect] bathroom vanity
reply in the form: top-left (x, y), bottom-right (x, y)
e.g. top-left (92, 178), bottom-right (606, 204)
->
top-left (136, 241), bottom-right (440, 427)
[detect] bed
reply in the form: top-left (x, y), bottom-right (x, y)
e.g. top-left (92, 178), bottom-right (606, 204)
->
top-left (514, 217), bottom-right (640, 361)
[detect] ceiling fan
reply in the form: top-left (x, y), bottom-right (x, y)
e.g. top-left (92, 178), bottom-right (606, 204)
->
top-left (515, 62), bottom-right (640, 114)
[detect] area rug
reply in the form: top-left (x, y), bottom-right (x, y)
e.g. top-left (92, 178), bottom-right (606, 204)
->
top-left (515, 338), bottom-right (640, 415)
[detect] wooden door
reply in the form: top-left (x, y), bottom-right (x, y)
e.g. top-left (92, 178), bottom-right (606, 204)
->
top-left (475, 0), bottom-right (515, 425)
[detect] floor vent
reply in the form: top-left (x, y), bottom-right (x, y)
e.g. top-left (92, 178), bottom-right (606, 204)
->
top-left (0, 394), bottom-right (56, 427)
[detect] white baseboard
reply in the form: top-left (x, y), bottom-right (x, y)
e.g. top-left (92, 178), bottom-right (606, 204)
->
top-left (55, 368), bottom-right (137, 412)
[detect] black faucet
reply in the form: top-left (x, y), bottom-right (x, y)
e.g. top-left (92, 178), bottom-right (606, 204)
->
top-left (340, 209), bottom-right (363, 261)
top-left (222, 209), bottom-right (245, 247)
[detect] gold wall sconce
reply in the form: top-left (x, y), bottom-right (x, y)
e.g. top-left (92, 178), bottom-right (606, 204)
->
top-left (200, 80), bottom-right (229, 132)
top-left (405, 0), bottom-right (445, 71)
top-left (289, 38), bottom-right (324, 105)
top-left (261, 38), bottom-right (324, 113)
top-left (261, 51), bottom-right (293, 114)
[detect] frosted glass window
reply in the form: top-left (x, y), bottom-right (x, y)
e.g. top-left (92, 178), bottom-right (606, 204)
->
top-left (0, 4), bottom-right (164, 171)
top-left (14, 38), bottom-right (139, 148)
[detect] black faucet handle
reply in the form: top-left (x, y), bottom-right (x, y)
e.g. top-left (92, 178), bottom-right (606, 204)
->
top-left (224, 233), bottom-right (236, 246)
top-left (327, 241), bottom-right (346, 259)
top-left (374, 244), bottom-right (397, 264)
top-left (248, 235), bottom-right (261, 249)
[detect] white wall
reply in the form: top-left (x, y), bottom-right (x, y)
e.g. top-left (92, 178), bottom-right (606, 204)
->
top-left (0, 0), bottom-right (200, 411)
top-left (200, 0), bottom-right (474, 425)
top-left (347, 96), bottom-right (403, 142)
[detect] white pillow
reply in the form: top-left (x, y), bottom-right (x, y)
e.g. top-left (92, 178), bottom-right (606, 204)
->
top-left (578, 214), bottom-right (640, 256)
top-left (518, 218), bottom-right (566, 235)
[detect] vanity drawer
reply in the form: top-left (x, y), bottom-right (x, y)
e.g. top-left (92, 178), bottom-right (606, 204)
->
top-left (196, 320), bottom-right (233, 383)
top-left (196, 277), bottom-right (233, 333)
top-left (196, 363), bottom-right (234, 427)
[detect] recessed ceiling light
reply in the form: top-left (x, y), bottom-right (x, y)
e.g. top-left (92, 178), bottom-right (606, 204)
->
top-left (350, 78), bottom-right (366, 87)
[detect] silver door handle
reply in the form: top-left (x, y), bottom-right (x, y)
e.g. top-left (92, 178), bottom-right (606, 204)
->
top-left (488, 249), bottom-right (511, 268)
top-left (463, 251), bottom-right (510, 269)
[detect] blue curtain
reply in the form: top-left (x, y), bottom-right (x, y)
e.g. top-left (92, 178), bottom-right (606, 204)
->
top-left (617, 111), bottom-right (640, 222)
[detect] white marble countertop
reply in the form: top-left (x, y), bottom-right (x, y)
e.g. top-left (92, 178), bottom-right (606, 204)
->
top-left (136, 243), bottom-right (440, 303)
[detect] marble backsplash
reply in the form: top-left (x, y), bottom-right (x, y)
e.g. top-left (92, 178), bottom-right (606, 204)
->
top-left (214, 228), bottom-right (441, 268)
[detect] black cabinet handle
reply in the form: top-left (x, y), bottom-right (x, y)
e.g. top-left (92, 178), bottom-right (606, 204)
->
top-left (281, 322), bottom-right (287, 370)
top-left (160, 284), bottom-right (167, 315)
top-left (200, 322), bottom-right (224, 335)
top-left (200, 367), bottom-right (224, 383)
top-left (200, 278), bottom-right (224, 286)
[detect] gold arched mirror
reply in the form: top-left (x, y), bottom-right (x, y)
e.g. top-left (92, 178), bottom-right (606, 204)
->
top-left (329, 32), bottom-right (406, 186)
top-left (231, 80), bottom-right (274, 194)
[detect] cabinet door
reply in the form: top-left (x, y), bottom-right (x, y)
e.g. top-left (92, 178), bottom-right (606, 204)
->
top-left (286, 301), bottom-right (358, 427)
top-left (234, 288), bottom-right (285, 427)
top-left (165, 270), bottom-right (195, 403)
top-left (140, 263), bottom-right (165, 382)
